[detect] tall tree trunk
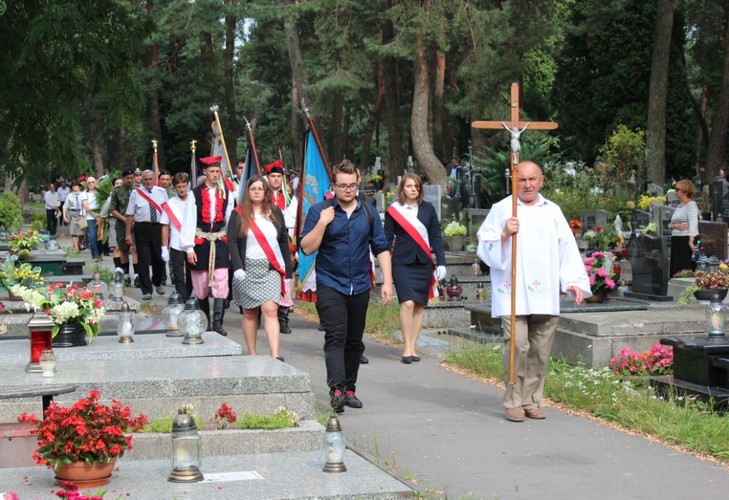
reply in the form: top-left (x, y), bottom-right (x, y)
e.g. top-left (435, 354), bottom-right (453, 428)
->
top-left (706, 14), bottom-right (729, 178)
top-left (411, 40), bottom-right (446, 187)
top-left (88, 116), bottom-right (105, 178)
top-left (223, 0), bottom-right (239, 164)
top-left (329, 91), bottom-right (344, 163)
top-left (432, 50), bottom-right (446, 163)
top-left (646, 0), bottom-right (674, 186)
top-left (382, 12), bottom-right (403, 176)
top-left (283, 2), bottom-right (306, 171)
top-left (359, 61), bottom-right (386, 170)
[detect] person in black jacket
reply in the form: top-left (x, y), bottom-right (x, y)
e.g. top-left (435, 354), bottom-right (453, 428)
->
top-left (385, 173), bottom-right (447, 364)
top-left (228, 176), bottom-right (292, 361)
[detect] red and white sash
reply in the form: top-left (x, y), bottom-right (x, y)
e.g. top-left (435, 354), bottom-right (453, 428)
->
top-left (248, 218), bottom-right (286, 297)
top-left (161, 202), bottom-right (182, 232)
top-left (135, 188), bottom-right (162, 217)
top-left (386, 202), bottom-right (438, 299)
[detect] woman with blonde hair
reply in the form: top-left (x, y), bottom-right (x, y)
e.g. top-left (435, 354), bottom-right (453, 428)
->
top-left (384, 173), bottom-right (447, 363)
top-left (669, 179), bottom-right (700, 276)
top-left (228, 176), bottom-right (292, 361)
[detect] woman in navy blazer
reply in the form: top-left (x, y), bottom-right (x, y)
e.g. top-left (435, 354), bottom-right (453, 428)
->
top-left (384, 173), bottom-right (447, 363)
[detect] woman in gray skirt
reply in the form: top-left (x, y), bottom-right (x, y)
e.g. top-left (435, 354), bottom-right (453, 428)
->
top-left (228, 176), bottom-right (292, 361)
top-left (62, 181), bottom-right (84, 252)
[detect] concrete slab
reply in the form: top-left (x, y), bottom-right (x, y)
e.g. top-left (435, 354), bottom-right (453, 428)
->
top-left (0, 450), bottom-right (414, 499)
top-left (0, 355), bottom-right (315, 421)
top-left (0, 331), bottom-right (242, 365)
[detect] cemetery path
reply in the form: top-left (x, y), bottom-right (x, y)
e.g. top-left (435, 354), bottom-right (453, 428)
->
top-left (272, 313), bottom-right (729, 500)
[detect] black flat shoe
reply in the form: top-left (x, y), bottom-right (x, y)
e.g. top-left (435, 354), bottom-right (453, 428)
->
top-left (276, 356), bottom-right (285, 362)
top-left (401, 356), bottom-right (412, 364)
top-left (360, 354), bottom-right (369, 364)
top-left (411, 356), bottom-right (421, 362)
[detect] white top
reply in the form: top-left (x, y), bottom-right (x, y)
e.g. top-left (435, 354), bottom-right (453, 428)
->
top-left (477, 194), bottom-right (591, 317)
top-left (125, 186), bottom-right (170, 224)
top-left (670, 200), bottom-right (699, 237)
top-left (245, 213), bottom-right (277, 259)
top-left (178, 184), bottom-right (234, 254)
top-left (81, 190), bottom-right (99, 220)
top-left (56, 186), bottom-right (69, 202)
top-left (43, 190), bottom-right (60, 210)
top-left (166, 195), bottom-right (195, 252)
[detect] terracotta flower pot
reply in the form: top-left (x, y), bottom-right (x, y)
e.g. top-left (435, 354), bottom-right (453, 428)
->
top-left (54, 458), bottom-right (116, 488)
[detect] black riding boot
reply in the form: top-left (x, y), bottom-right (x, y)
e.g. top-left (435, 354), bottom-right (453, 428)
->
top-left (213, 298), bottom-right (228, 336)
top-left (278, 306), bottom-right (292, 334)
top-left (198, 296), bottom-right (211, 331)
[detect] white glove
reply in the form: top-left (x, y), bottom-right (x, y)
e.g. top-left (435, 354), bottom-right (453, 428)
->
top-left (234, 269), bottom-right (246, 281)
top-left (160, 247), bottom-right (169, 263)
top-left (435, 266), bottom-right (447, 281)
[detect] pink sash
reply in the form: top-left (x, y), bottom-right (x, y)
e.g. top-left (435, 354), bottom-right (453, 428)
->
top-left (248, 219), bottom-right (286, 296)
top-left (386, 203), bottom-right (438, 299)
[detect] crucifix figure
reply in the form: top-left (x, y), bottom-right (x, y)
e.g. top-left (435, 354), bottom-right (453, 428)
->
top-left (471, 82), bottom-right (559, 385)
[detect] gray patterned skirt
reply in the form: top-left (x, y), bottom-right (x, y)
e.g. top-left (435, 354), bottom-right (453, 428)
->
top-left (232, 258), bottom-right (281, 309)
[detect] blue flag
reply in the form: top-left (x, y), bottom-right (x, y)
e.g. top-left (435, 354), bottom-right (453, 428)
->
top-left (297, 130), bottom-right (332, 301)
top-left (237, 147), bottom-right (258, 205)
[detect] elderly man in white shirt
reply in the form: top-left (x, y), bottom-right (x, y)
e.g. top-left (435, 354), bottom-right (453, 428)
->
top-left (477, 160), bottom-right (590, 423)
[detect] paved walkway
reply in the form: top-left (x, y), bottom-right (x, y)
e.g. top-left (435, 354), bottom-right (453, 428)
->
top-left (48, 231), bottom-right (729, 498)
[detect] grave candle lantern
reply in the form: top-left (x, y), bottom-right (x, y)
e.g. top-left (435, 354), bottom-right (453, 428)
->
top-left (179, 297), bottom-right (206, 345)
top-left (322, 415), bottom-right (347, 473)
top-left (162, 292), bottom-right (186, 337)
top-left (706, 298), bottom-right (728, 337)
top-left (117, 302), bottom-right (135, 343)
top-left (26, 312), bottom-right (54, 373)
top-left (168, 407), bottom-right (203, 483)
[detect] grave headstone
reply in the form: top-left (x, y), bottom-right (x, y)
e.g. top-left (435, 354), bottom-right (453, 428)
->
top-left (625, 232), bottom-right (671, 300)
top-left (374, 192), bottom-right (386, 213)
top-left (423, 184), bottom-right (441, 221)
top-left (580, 209), bottom-right (608, 232)
top-left (631, 209), bottom-right (650, 231)
top-left (710, 179), bottom-right (729, 222)
top-left (466, 208), bottom-right (489, 237)
top-left (698, 220), bottom-right (728, 260)
top-left (656, 205), bottom-right (675, 252)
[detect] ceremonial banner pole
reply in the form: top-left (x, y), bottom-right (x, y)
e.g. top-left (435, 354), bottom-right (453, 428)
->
top-left (190, 139), bottom-right (198, 187)
top-left (210, 104), bottom-right (233, 181)
top-left (302, 101), bottom-right (333, 181)
top-left (471, 82), bottom-right (558, 384)
top-left (244, 116), bottom-right (262, 177)
top-left (152, 139), bottom-right (159, 182)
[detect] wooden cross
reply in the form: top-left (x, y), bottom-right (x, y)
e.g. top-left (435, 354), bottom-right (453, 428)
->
top-left (472, 82), bottom-right (558, 166)
top-left (471, 82), bottom-right (559, 385)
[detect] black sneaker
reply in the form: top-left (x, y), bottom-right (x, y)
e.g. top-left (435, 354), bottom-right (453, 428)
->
top-left (360, 354), bottom-right (369, 364)
top-left (329, 389), bottom-right (345, 414)
top-left (344, 390), bottom-right (362, 409)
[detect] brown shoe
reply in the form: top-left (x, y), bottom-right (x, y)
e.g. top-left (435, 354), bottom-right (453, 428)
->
top-left (524, 408), bottom-right (546, 419)
top-left (505, 407), bottom-right (525, 422)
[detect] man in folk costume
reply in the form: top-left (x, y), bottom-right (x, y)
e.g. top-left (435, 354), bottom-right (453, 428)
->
top-left (183, 156), bottom-right (234, 335)
top-left (264, 159), bottom-right (298, 334)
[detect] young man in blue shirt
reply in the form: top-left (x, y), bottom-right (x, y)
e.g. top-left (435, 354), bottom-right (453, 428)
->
top-left (300, 160), bottom-right (394, 413)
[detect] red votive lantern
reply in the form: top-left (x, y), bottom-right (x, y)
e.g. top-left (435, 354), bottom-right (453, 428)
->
top-left (26, 312), bottom-right (54, 373)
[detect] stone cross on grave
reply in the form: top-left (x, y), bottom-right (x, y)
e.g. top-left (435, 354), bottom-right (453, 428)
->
top-left (472, 82), bottom-right (559, 166)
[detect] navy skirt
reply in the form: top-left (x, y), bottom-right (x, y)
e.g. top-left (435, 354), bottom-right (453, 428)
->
top-left (393, 262), bottom-right (433, 305)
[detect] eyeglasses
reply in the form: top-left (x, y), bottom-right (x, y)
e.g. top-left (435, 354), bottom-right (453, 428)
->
top-left (335, 184), bottom-right (358, 191)
top-left (675, 188), bottom-right (683, 192)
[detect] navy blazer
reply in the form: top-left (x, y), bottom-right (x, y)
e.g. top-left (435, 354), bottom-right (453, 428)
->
top-left (384, 201), bottom-right (446, 267)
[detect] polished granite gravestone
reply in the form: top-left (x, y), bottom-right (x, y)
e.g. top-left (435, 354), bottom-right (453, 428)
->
top-left (652, 335), bottom-right (729, 409)
top-left (624, 232), bottom-right (672, 301)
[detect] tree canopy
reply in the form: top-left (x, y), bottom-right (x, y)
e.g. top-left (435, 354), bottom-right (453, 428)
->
top-left (0, 0), bottom-right (727, 198)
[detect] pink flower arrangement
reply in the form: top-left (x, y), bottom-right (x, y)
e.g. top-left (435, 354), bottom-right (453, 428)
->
top-left (584, 251), bottom-right (616, 294)
top-left (609, 344), bottom-right (674, 377)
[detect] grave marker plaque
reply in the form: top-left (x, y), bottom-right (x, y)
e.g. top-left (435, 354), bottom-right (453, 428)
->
top-left (423, 184), bottom-right (442, 221)
top-left (699, 220), bottom-right (728, 260)
top-left (626, 233), bottom-right (670, 299)
top-left (580, 209), bottom-right (608, 232)
top-left (710, 179), bottom-right (729, 222)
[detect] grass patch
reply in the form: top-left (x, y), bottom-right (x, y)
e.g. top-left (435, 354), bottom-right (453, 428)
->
top-left (444, 343), bottom-right (729, 464)
top-left (139, 411), bottom-right (296, 432)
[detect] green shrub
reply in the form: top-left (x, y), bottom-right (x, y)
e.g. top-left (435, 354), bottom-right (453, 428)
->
top-left (0, 191), bottom-right (24, 232)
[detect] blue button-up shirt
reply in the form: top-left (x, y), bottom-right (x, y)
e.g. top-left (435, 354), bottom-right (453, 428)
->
top-left (301, 197), bottom-right (389, 296)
